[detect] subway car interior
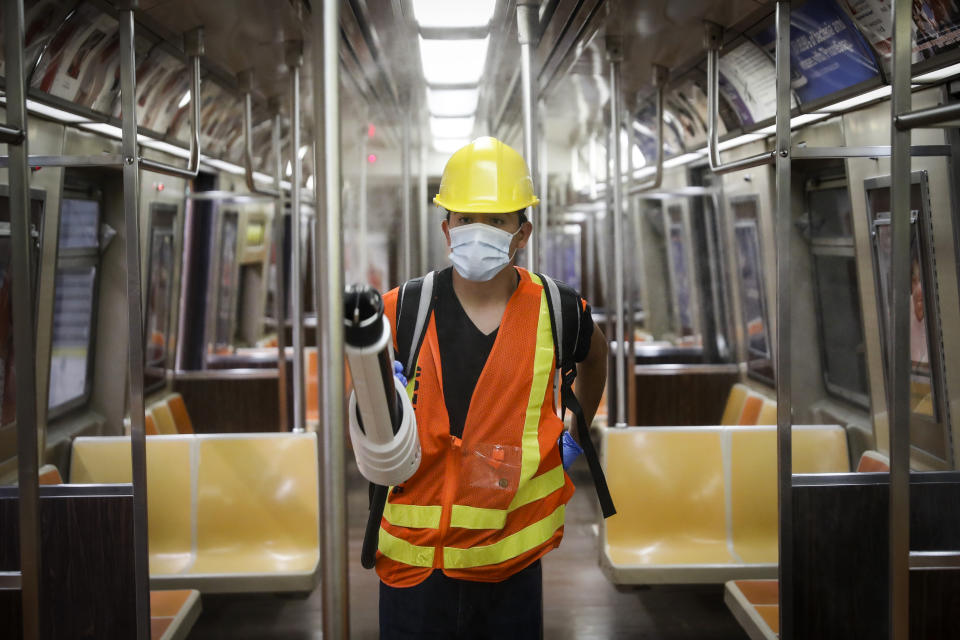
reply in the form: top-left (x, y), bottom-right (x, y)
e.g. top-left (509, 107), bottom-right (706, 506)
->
top-left (1, 0), bottom-right (960, 638)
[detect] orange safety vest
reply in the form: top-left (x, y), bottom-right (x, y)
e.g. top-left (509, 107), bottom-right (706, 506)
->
top-left (378, 268), bottom-right (575, 587)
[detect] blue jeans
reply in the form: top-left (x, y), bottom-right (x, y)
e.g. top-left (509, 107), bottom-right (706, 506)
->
top-left (379, 560), bottom-right (543, 639)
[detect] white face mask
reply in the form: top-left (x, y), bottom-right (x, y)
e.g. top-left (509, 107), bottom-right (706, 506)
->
top-left (448, 223), bottom-right (520, 282)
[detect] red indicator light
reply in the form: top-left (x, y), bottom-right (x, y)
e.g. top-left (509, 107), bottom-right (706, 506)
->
top-left (367, 124), bottom-right (376, 138)
top-left (156, 182), bottom-right (165, 192)
top-left (367, 154), bottom-right (377, 163)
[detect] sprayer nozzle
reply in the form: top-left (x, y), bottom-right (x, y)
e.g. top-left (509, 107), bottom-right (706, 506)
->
top-left (344, 284), bottom-right (385, 347)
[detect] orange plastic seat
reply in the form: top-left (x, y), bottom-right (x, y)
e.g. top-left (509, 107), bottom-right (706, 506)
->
top-left (150, 589), bottom-right (201, 640)
top-left (720, 383), bottom-right (749, 425)
top-left (738, 394), bottom-right (764, 425)
top-left (166, 393), bottom-right (194, 434)
top-left (38, 464), bottom-right (63, 485)
top-left (150, 402), bottom-right (178, 435)
top-left (857, 450), bottom-right (889, 472)
top-left (306, 348), bottom-right (319, 423)
top-left (724, 579), bottom-right (779, 640)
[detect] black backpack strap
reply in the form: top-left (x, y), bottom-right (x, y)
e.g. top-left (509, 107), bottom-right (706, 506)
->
top-left (539, 273), bottom-right (616, 519)
top-left (395, 271), bottom-right (436, 379)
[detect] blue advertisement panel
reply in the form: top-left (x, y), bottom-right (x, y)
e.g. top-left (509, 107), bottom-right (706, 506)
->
top-left (755, 0), bottom-right (880, 104)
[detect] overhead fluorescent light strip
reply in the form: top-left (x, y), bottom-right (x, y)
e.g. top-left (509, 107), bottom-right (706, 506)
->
top-left (427, 87), bottom-right (479, 117)
top-left (430, 116), bottom-right (474, 139)
top-left (433, 138), bottom-right (470, 153)
top-left (419, 36), bottom-right (490, 85)
top-left (412, 0), bottom-right (496, 28)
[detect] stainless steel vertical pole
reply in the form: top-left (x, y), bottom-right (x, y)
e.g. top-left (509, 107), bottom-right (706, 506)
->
top-left (517, 0), bottom-right (539, 272)
top-left (607, 36), bottom-right (626, 428)
top-left (359, 119), bottom-right (369, 283)
top-left (271, 110), bottom-right (289, 430)
top-left (287, 42), bottom-right (306, 433)
top-left (889, 0), bottom-right (912, 637)
top-left (419, 139), bottom-right (429, 274)
top-left (402, 112), bottom-right (412, 282)
top-left (538, 102), bottom-right (548, 271)
top-left (313, 1), bottom-right (349, 636)
top-left (773, 3), bottom-right (793, 638)
top-left (118, 4), bottom-right (151, 639)
top-left (5, 0), bottom-right (40, 636)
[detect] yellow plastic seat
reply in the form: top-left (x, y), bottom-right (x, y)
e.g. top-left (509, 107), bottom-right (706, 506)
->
top-left (69, 433), bottom-right (320, 593)
top-left (720, 383), bottom-right (749, 425)
top-left (603, 427), bottom-right (732, 583)
top-left (166, 393), bottom-right (194, 434)
top-left (602, 424), bottom-right (849, 585)
top-left (729, 426), bottom-right (848, 564)
top-left (755, 398), bottom-right (777, 425)
top-left (150, 402), bottom-right (179, 435)
top-left (70, 436), bottom-right (195, 575)
top-left (738, 394), bottom-right (764, 425)
top-left (191, 434), bottom-right (320, 585)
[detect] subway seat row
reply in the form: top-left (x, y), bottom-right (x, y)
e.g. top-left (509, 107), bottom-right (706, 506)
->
top-left (721, 382), bottom-right (779, 426)
top-left (600, 423), bottom-right (850, 584)
top-left (38, 465), bottom-right (202, 639)
top-left (69, 431), bottom-right (320, 593)
top-left (123, 392), bottom-right (195, 435)
top-left (722, 451), bottom-right (890, 640)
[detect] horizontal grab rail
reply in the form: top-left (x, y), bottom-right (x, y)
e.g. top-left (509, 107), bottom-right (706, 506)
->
top-left (632, 65), bottom-right (667, 192)
top-left (241, 71), bottom-right (280, 198)
top-left (894, 101), bottom-right (960, 130)
top-left (0, 570), bottom-right (21, 591)
top-left (909, 550), bottom-right (960, 570)
top-left (138, 29), bottom-right (203, 179)
top-left (0, 123), bottom-right (25, 145)
top-left (704, 22), bottom-right (777, 175)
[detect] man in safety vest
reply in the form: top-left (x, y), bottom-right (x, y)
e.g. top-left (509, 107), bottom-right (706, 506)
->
top-left (377, 136), bottom-right (608, 638)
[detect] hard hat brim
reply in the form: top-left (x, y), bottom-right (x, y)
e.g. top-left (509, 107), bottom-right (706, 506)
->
top-left (434, 195), bottom-right (540, 214)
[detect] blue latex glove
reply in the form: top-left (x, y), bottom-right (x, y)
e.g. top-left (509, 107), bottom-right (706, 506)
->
top-left (393, 361), bottom-right (408, 387)
top-left (558, 431), bottom-right (583, 470)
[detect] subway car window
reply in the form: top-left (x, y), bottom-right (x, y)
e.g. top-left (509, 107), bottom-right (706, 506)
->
top-left (807, 180), bottom-right (869, 408)
top-left (665, 204), bottom-right (699, 342)
top-left (48, 196), bottom-right (102, 416)
top-left (211, 211), bottom-right (239, 355)
top-left (864, 172), bottom-right (952, 463)
top-left (144, 203), bottom-right (176, 394)
top-left (731, 197), bottom-right (773, 385)
top-left (0, 189), bottom-right (44, 427)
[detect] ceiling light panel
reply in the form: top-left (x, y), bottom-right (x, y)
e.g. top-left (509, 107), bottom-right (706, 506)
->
top-left (427, 87), bottom-right (480, 117)
top-left (419, 36), bottom-right (490, 85)
top-left (433, 138), bottom-right (470, 153)
top-left (430, 116), bottom-right (475, 139)
top-left (412, 0), bottom-right (496, 28)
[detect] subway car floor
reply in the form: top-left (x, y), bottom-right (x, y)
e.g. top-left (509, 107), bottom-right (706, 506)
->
top-left (187, 461), bottom-right (749, 639)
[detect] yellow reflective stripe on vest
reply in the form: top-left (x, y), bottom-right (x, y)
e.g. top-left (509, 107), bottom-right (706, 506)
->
top-left (449, 464), bottom-right (565, 529)
top-left (512, 274), bottom-right (554, 506)
top-left (378, 527), bottom-right (436, 567)
top-left (443, 504), bottom-right (566, 569)
top-left (383, 501), bottom-right (442, 529)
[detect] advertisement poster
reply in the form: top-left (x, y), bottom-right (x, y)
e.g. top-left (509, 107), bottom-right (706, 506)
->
top-left (865, 181), bottom-right (936, 417)
top-left (717, 41), bottom-right (784, 125)
top-left (840, 0), bottom-right (960, 67)
top-left (664, 79), bottom-right (713, 150)
top-left (754, 0), bottom-right (880, 103)
top-left (34, 11), bottom-right (117, 103)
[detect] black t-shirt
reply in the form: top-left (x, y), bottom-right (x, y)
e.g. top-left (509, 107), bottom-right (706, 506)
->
top-left (434, 267), bottom-right (594, 439)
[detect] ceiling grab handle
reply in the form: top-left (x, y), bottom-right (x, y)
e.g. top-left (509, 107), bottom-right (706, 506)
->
top-left (704, 21), bottom-right (775, 175)
top-left (139, 27), bottom-right (204, 179)
top-left (632, 64), bottom-right (668, 192)
top-left (241, 70), bottom-right (281, 197)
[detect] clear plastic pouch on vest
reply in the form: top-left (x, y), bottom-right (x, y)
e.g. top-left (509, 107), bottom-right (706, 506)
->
top-left (463, 443), bottom-right (522, 493)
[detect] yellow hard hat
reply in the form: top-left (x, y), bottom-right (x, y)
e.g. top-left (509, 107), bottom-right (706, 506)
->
top-left (434, 137), bottom-right (540, 214)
